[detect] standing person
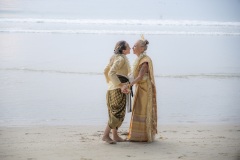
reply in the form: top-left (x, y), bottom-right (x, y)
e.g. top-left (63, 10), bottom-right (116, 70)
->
top-left (102, 40), bottom-right (131, 144)
top-left (126, 37), bottom-right (157, 142)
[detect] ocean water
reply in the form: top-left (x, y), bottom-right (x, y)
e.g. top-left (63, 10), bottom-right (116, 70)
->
top-left (0, 0), bottom-right (240, 126)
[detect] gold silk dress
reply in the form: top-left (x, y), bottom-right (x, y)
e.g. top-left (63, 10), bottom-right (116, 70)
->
top-left (128, 54), bottom-right (157, 142)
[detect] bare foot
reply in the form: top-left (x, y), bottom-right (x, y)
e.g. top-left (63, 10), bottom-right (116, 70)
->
top-left (113, 136), bottom-right (125, 142)
top-left (102, 136), bottom-right (116, 144)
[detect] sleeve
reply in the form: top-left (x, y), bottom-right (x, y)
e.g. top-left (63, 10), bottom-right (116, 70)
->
top-left (104, 56), bottom-right (114, 83)
top-left (108, 56), bottom-right (125, 86)
top-left (104, 63), bottom-right (111, 83)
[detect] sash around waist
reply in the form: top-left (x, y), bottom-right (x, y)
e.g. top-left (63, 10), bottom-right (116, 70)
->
top-left (117, 74), bottom-right (129, 83)
top-left (117, 74), bottom-right (133, 97)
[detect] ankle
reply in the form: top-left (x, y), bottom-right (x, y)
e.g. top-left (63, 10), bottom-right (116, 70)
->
top-left (113, 135), bottom-right (121, 139)
top-left (103, 134), bottom-right (110, 138)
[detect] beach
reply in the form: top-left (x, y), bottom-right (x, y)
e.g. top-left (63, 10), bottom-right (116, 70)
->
top-left (1, 0), bottom-right (240, 159)
top-left (0, 124), bottom-right (240, 160)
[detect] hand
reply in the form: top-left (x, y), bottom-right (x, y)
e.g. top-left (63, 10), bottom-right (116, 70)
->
top-left (123, 88), bottom-right (130, 94)
top-left (121, 85), bottom-right (130, 94)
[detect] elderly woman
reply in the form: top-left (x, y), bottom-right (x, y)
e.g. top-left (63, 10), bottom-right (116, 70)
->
top-left (103, 40), bottom-right (131, 144)
top-left (126, 38), bottom-right (157, 142)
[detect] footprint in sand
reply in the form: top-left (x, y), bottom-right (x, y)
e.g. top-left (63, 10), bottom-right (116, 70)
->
top-left (80, 136), bottom-right (93, 142)
top-left (25, 133), bottom-right (41, 135)
top-left (217, 136), bottom-right (226, 139)
top-left (74, 133), bottom-right (83, 136)
top-left (162, 130), bottom-right (177, 133)
top-left (80, 158), bottom-right (92, 160)
top-left (178, 155), bottom-right (187, 159)
top-left (126, 155), bottom-right (135, 157)
top-left (218, 153), bottom-right (228, 156)
top-left (159, 136), bottom-right (168, 140)
top-left (92, 133), bottom-right (101, 137)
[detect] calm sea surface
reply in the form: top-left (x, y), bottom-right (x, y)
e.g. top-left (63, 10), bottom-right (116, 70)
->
top-left (0, 0), bottom-right (240, 125)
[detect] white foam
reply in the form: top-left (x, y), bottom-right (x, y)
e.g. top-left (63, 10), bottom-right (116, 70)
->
top-left (1, 18), bottom-right (240, 27)
top-left (0, 29), bottom-right (240, 36)
top-left (1, 68), bottom-right (240, 78)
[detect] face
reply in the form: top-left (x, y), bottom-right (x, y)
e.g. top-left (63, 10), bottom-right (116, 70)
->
top-left (122, 43), bottom-right (131, 55)
top-left (132, 41), bottom-right (144, 56)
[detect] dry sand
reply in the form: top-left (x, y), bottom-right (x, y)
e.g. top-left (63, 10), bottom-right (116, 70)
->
top-left (0, 124), bottom-right (240, 160)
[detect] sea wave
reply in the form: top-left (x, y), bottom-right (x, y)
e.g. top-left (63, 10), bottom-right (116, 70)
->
top-left (1, 68), bottom-right (240, 79)
top-left (0, 68), bottom-right (102, 75)
top-left (1, 18), bottom-right (240, 27)
top-left (0, 29), bottom-right (239, 36)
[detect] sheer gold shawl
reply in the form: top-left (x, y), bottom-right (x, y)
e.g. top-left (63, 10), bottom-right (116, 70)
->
top-left (133, 54), bottom-right (157, 142)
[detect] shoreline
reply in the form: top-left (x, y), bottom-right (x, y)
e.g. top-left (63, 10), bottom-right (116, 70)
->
top-left (0, 124), bottom-right (239, 160)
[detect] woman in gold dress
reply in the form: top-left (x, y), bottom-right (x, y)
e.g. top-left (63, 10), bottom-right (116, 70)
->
top-left (126, 38), bottom-right (157, 142)
top-left (102, 40), bottom-right (131, 144)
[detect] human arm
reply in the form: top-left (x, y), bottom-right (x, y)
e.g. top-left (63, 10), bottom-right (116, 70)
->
top-left (104, 64), bottom-right (111, 83)
top-left (104, 56), bottom-right (115, 83)
top-left (130, 62), bottom-right (148, 86)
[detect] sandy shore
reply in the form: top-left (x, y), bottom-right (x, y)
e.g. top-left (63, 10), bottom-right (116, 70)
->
top-left (0, 124), bottom-right (239, 160)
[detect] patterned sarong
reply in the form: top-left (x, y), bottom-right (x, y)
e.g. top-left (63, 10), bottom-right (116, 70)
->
top-left (106, 88), bottom-right (126, 129)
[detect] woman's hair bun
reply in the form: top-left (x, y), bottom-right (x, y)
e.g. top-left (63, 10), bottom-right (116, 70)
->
top-left (114, 40), bottom-right (127, 54)
top-left (144, 40), bottom-right (149, 45)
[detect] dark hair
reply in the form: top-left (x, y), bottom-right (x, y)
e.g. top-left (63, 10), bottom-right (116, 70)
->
top-left (114, 40), bottom-right (127, 54)
top-left (139, 39), bottom-right (149, 51)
